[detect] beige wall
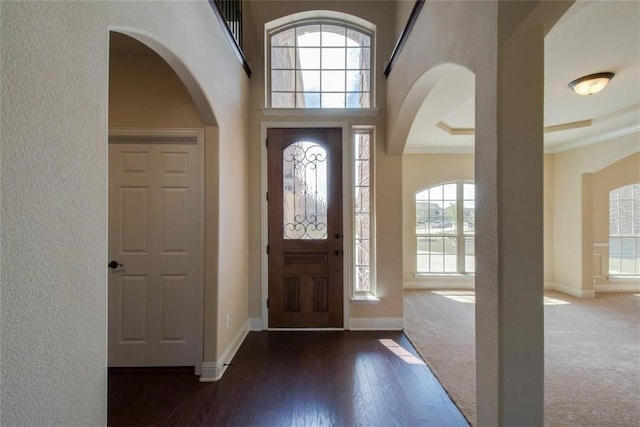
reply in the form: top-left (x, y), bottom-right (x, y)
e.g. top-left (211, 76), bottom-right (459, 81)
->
top-left (244, 1), bottom-right (403, 321)
top-left (552, 132), bottom-right (639, 294)
top-left (395, 0), bottom-right (415, 40)
top-left (1, 2), bottom-right (249, 424)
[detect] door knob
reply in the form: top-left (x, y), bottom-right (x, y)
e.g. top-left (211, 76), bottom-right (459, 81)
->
top-left (108, 260), bottom-right (123, 269)
top-left (334, 233), bottom-right (342, 239)
top-left (334, 250), bottom-right (342, 256)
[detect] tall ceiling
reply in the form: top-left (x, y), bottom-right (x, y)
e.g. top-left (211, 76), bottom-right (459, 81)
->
top-left (405, 0), bottom-right (640, 153)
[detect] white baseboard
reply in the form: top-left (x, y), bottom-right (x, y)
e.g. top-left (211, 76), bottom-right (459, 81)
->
top-left (545, 282), bottom-right (595, 298)
top-left (199, 320), bottom-right (250, 382)
top-left (349, 317), bottom-right (404, 331)
top-left (594, 283), bottom-right (640, 292)
top-left (249, 317), bottom-right (263, 331)
top-left (404, 280), bottom-right (474, 290)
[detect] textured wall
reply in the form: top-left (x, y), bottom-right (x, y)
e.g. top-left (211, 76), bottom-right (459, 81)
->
top-left (0, 1), bottom-right (249, 424)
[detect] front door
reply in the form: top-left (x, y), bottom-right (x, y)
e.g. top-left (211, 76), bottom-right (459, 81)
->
top-left (108, 138), bottom-right (202, 367)
top-left (267, 128), bottom-right (343, 328)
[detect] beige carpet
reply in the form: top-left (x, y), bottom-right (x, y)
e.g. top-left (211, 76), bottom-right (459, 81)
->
top-left (404, 290), bottom-right (640, 426)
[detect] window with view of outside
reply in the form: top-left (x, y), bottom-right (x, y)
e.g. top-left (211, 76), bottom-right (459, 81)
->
top-left (354, 130), bottom-right (374, 294)
top-left (416, 182), bottom-right (475, 274)
top-left (269, 22), bottom-right (372, 108)
top-left (609, 183), bottom-right (640, 276)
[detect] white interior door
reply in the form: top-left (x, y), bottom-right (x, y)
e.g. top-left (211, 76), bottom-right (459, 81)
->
top-left (108, 136), bottom-right (203, 368)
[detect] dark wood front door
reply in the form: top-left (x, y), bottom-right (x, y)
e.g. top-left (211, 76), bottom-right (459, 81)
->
top-left (267, 128), bottom-right (343, 328)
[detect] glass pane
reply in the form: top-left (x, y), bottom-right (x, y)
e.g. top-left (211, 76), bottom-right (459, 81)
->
top-left (355, 133), bottom-right (370, 160)
top-left (271, 47), bottom-right (295, 69)
top-left (321, 48), bottom-right (346, 69)
top-left (346, 70), bottom-right (370, 92)
top-left (296, 25), bottom-right (320, 46)
top-left (321, 93), bottom-right (345, 108)
top-left (464, 200), bottom-right (475, 234)
top-left (322, 71), bottom-right (345, 92)
top-left (620, 238), bottom-right (636, 274)
top-left (272, 29), bottom-right (295, 47)
top-left (356, 239), bottom-right (370, 266)
top-left (355, 213), bottom-right (370, 240)
top-left (416, 201), bottom-right (429, 234)
top-left (609, 237), bottom-right (621, 274)
top-left (355, 266), bottom-right (370, 292)
top-left (609, 200), bottom-right (619, 236)
top-left (346, 48), bottom-right (363, 69)
top-left (428, 185), bottom-right (443, 200)
top-left (442, 200), bottom-right (457, 234)
top-left (322, 25), bottom-right (346, 46)
top-left (443, 183), bottom-right (457, 199)
top-left (416, 237), bottom-right (430, 273)
top-left (444, 237), bottom-right (457, 272)
top-left (283, 141), bottom-right (328, 239)
top-left (346, 92), bottom-right (370, 108)
top-left (355, 159), bottom-right (370, 186)
top-left (429, 237), bottom-right (445, 273)
top-left (271, 70), bottom-right (295, 92)
top-left (300, 92), bottom-right (320, 108)
top-left (297, 70), bottom-right (320, 92)
top-left (355, 187), bottom-right (370, 213)
top-left (619, 199), bottom-right (633, 235)
top-left (348, 28), bottom-right (370, 46)
top-left (298, 48), bottom-right (320, 69)
top-left (464, 183), bottom-right (475, 200)
top-left (634, 200), bottom-right (640, 235)
top-left (271, 92), bottom-right (295, 108)
top-left (465, 237), bottom-right (475, 273)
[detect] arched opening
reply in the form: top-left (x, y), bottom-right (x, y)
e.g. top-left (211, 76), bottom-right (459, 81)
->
top-left (399, 63), bottom-right (477, 422)
top-left (107, 32), bottom-right (217, 383)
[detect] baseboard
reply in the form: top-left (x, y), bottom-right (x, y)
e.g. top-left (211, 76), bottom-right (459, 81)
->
top-left (404, 280), bottom-right (474, 290)
top-left (349, 317), bottom-right (404, 331)
top-left (249, 317), bottom-right (263, 331)
top-left (199, 320), bottom-right (250, 382)
top-left (545, 282), bottom-right (595, 298)
top-left (594, 283), bottom-right (640, 292)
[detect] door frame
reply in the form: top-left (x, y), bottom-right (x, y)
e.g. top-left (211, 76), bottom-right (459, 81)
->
top-left (260, 121), bottom-right (351, 330)
top-left (108, 127), bottom-right (205, 374)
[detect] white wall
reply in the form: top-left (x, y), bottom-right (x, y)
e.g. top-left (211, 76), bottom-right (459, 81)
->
top-left (0, 1), bottom-right (249, 424)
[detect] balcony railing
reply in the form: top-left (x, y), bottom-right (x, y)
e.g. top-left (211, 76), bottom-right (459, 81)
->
top-left (209, 0), bottom-right (251, 76)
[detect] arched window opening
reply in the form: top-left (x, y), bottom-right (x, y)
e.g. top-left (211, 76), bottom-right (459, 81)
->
top-left (268, 20), bottom-right (373, 108)
top-left (416, 182), bottom-right (475, 274)
top-left (609, 183), bottom-right (640, 276)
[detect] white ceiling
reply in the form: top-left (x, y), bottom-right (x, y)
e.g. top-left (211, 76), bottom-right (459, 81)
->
top-left (405, 0), bottom-right (640, 153)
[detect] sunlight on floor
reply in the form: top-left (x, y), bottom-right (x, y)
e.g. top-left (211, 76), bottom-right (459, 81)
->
top-left (431, 291), bottom-right (475, 303)
top-left (543, 296), bottom-right (570, 305)
top-left (379, 339), bottom-right (425, 365)
top-left (430, 291), bottom-right (571, 305)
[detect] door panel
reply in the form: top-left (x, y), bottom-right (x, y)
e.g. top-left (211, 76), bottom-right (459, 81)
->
top-left (109, 141), bottom-right (201, 367)
top-left (268, 128), bottom-right (343, 328)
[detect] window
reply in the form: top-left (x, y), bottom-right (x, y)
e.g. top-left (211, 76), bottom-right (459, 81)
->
top-left (609, 183), bottom-right (640, 276)
top-left (353, 129), bottom-right (375, 295)
top-left (416, 182), bottom-right (475, 274)
top-left (268, 21), bottom-right (372, 108)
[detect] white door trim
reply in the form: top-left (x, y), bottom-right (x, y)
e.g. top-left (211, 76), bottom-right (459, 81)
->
top-left (259, 121), bottom-right (351, 330)
top-left (108, 127), bottom-right (205, 375)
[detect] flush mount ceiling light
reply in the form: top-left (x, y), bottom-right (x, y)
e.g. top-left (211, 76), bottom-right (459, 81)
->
top-left (568, 72), bottom-right (614, 95)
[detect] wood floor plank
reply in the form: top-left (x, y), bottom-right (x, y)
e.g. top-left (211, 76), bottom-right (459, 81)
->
top-left (108, 331), bottom-right (468, 426)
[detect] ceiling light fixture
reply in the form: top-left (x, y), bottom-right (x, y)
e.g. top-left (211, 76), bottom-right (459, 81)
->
top-left (568, 72), bottom-right (614, 96)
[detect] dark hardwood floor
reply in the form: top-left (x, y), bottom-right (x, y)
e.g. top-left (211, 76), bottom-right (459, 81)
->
top-left (108, 331), bottom-right (468, 426)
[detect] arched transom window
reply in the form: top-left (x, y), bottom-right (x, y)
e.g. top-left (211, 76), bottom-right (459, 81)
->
top-left (268, 21), bottom-right (372, 108)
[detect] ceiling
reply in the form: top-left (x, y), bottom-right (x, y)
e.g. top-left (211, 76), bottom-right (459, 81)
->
top-left (405, 0), bottom-right (640, 153)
